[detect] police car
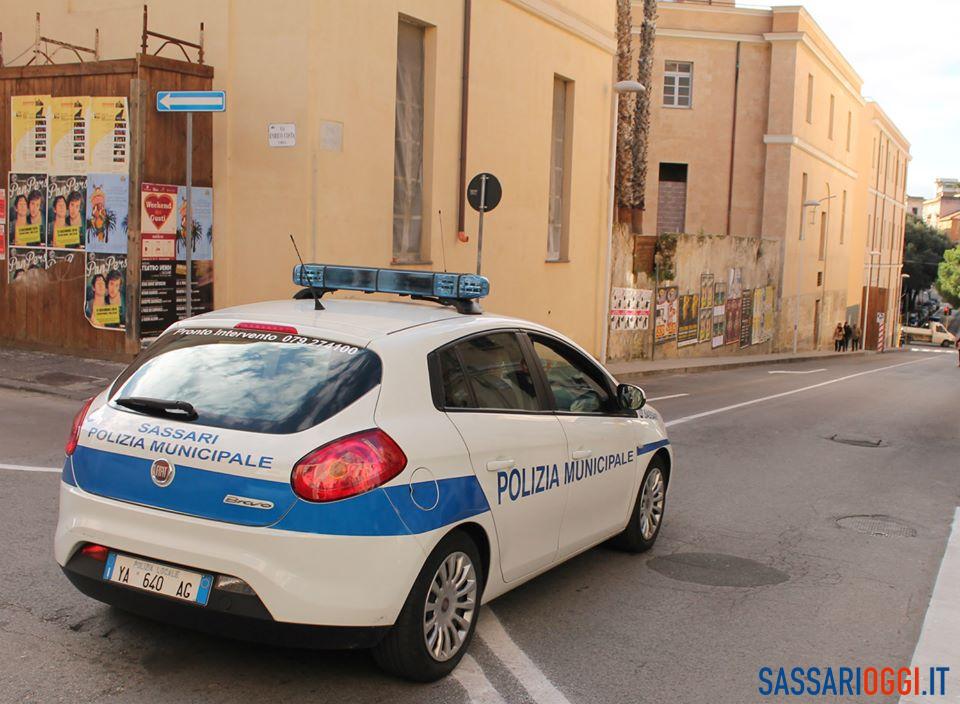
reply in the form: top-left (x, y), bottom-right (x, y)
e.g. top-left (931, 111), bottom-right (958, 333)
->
top-left (56, 264), bottom-right (672, 681)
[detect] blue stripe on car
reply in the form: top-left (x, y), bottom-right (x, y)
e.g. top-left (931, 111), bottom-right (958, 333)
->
top-left (69, 445), bottom-right (489, 537)
top-left (638, 439), bottom-right (670, 455)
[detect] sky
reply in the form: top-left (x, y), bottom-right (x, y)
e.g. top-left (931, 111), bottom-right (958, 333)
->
top-left (746, 0), bottom-right (960, 198)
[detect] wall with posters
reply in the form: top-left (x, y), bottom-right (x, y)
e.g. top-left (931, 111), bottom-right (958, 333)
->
top-left (608, 225), bottom-right (782, 362)
top-left (0, 56), bottom-right (214, 359)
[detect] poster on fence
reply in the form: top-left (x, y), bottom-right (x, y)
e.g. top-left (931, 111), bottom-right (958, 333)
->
top-left (176, 186), bottom-right (214, 261)
top-left (728, 267), bottom-right (742, 300)
top-left (752, 288), bottom-right (765, 345)
top-left (724, 296), bottom-right (740, 345)
top-left (11, 95), bottom-right (50, 172)
top-left (50, 97), bottom-right (90, 174)
top-left (655, 286), bottom-right (678, 344)
top-left (763, 285), bottom-right (775, 341)
top-left (678, 293), bottom-right (699, 347)
top-left (84, 253), bottom-right (127, 330)
top-left (699, 273), bottom-right (714, 344)
top-left (712, 283), bottom-right (726, 348)
top-left (8, 248), bottom-right (46, 282)
top-left (0, 188), bottom-right (5, 261)
top-left (47, 175), bottom-right (86, 249)
top-left (89, 97), bottom-right (129, 174)
top-left (8, 173), bottom-right (47, 247)
top-left (739, 292), bottom-right (754, 348)
top-left (610, 287), bottom-right (652, 331)
top-left (85, 174), bottom-right (129, 253)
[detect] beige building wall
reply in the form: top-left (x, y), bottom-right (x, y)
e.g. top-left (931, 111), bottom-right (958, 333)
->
top-left (631, 1), bottom-right (909, 354)
top-left (1, 0), bottom-right (617, 356)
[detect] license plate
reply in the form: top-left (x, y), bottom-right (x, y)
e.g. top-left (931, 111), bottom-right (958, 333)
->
top-left (103, 552), bottom-right (212, 606)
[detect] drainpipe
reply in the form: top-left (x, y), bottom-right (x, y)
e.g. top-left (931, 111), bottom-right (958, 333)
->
top-left (725, 41), bottom-right (741, 237)
top-left (456, 0), bottom-right (472, 243)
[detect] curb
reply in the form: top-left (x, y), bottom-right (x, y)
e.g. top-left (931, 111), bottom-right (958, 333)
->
top-left (612, 351), bottom-right (868, 381)
top-left (0, 378), bottom-right (105, 402)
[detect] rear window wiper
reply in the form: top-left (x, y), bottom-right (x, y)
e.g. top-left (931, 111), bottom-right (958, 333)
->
top-left (115, 396), bottom-right (199, 421)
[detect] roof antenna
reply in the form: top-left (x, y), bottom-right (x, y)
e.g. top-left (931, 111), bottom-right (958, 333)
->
top-left (290, 234), bottom-right (324, 310)
top-left (437, 208), bottom-right (448, 273)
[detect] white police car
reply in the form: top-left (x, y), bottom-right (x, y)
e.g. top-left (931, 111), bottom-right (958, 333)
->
top-left (56, 264), bottom-right (672, 681)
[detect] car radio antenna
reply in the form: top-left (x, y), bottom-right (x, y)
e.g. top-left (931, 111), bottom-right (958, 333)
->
top-left (290, 234), bottom-right (324, 310)
top-left (437, 208), bottom-right (449, 273)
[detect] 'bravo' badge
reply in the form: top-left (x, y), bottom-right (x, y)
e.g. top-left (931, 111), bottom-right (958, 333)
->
top-left (150, 459), bottom-right (175, 487)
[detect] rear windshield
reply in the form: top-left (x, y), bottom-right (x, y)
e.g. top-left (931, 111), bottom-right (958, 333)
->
top-left (110, 326), bottom-right (381, 434)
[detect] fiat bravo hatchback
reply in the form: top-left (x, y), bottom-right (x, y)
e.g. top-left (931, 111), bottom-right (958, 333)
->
top-left (56, 264), bottom-right (673, 681)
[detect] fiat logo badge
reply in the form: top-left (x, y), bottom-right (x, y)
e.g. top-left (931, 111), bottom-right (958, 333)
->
top-left (150, 459), bottom-right (175, 488)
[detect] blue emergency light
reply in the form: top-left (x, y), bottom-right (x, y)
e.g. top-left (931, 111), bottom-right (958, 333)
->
top-left (293, 264), bottom-right (490, 314)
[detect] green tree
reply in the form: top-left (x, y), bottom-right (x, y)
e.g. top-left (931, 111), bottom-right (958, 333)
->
top-left (937, 245), bottom-right (960, 307)
top-left (903, 217), bottom-right (951, 310)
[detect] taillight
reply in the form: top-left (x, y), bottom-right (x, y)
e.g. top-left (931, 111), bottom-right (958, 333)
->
top-left (291, 429), bottom-right (407, 502)
top-left (235, 322), bottom-right (299, 335)
top-left (79, 543), bottom-right (109, 561)
top-left (65, 397), bottom-right (94, 456)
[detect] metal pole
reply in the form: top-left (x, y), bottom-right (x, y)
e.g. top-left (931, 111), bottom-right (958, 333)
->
top-left (475, 174), bottom-right (487, 275)
top-left (792, 205), bottom-right (807, 354)
top-left (185, 111), bottom-right (193, 318)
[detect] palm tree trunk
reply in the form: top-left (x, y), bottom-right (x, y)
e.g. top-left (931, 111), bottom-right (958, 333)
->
top-left (615, 0), bottom-right (634, 215)
top-left (631, 0), bottom-right (657, 224)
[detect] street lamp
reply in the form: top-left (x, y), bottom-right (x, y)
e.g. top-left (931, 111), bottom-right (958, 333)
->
top-left (601, 79), bottom-right (646, 365)
top-left (793, 198), bottom-right (828, 354)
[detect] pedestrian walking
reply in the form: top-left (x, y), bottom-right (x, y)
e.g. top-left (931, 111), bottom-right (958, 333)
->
top-left (842, 321), bottom-right (852, 351)
top-left (955, 335), bottom-right (960, 367)
top-left (833, 323), bottom-right (844, 352)
top-left (852, 323), bottom-right (861, 351)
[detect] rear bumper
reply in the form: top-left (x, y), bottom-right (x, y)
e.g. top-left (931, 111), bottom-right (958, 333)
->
top-left (61, 552), bottom-right (387, 649)
top-left (55, 481), bottom-right (427, 628)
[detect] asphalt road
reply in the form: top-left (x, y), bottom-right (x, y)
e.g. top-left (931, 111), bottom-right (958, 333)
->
top-left (0, 348), bottom-right (957, 703)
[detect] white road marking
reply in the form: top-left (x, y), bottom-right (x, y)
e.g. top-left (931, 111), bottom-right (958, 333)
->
top-left (452, 654), bottom-right (508, 704)
top-left (665, 357), bottom-right (937, 428)
top-left (646, 393), bottom-right (689, 402)
top-left (910, 347), bottom-right (954, 355)
top-left (899, 507), bottom-right (960, 704)
top-left (477, 609), bottom-right (573, 704)
top-left (767, 368), bottom-right (826, 375)
top-left (0, 463), bottom-right (60, 473)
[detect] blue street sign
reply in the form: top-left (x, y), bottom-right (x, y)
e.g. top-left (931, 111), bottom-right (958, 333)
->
top-left (156, 90), bottom-right (226, 113)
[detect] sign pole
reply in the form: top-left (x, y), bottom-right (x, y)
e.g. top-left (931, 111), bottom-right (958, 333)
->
top-left (185, 111), bottom-right (193, 318)
top-left (476, 174), bottom-right (487, 275)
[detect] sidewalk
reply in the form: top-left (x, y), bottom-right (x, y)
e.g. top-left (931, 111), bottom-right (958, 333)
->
top-left (0, 348), bottom-right (125, 401)
top-left (607, 349), bottom-right (870, 382)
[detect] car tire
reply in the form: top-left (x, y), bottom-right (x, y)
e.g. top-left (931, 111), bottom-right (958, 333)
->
top-left (941, 339), bottom-right (951, 347)
top-left (372, 530), bottom-right (484, 682)
top-left (612, 455), bottom-right (668, 553)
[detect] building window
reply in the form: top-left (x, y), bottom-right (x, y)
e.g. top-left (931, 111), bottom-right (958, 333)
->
top-left (393, 19), bottom-right (426, 262)
top-left (846, 111), bottom-right (852, 151)
top-left (840, 190), bottom-right (847, 244)
top-left (828, 94), bottom-right (835, 140)
top-left (663, 61), bottom-right (693, 108)
top-left (817, 271), bottom-right (823, 287)
top-left (806, 74), bottom-right (814, 123)
top-left (547, 76), bottom-right (573, 262)
top-left (656, 163), bottom-right (688, 235)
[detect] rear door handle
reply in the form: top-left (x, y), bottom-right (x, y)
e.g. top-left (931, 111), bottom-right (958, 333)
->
top-left (572, 449), bottom-right (593, 460)
top-left (486, 458), bottom-right (515, 472)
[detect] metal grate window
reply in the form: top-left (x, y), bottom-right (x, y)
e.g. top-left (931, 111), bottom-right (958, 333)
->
top-left (663, 61), bottom-right (693, 108)
top-left (393, 20), bottom-right (425, 262)
top-left (547, 77), bottom-right (570, 261)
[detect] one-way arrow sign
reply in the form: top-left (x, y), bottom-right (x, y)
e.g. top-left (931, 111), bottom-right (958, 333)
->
top-left (156, 90), bottom-right (226, 112)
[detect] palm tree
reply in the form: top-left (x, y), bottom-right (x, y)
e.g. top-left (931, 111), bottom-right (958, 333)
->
top-left (615, 0), bottom-right (634, 215)
top-left (632, 0), bottom-right (657, 217)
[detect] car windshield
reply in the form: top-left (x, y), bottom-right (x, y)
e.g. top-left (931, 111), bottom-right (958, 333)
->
top-left (110, 326), bottom-right (381, 434)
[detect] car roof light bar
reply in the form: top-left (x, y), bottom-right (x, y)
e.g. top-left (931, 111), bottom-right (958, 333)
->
top-left (292, 264), bottom-right (490, 315)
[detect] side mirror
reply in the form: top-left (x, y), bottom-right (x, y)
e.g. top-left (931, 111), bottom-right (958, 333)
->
top-left (617, 383), bottom-right (646, 411)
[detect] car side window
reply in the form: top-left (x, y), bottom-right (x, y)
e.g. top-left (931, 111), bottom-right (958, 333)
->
top-left (529, 335), bottom-right (614, 414)
top-left (453, 333), bottom-right (541, 411)
top-left (435, 347), bottom-right (475, 408)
